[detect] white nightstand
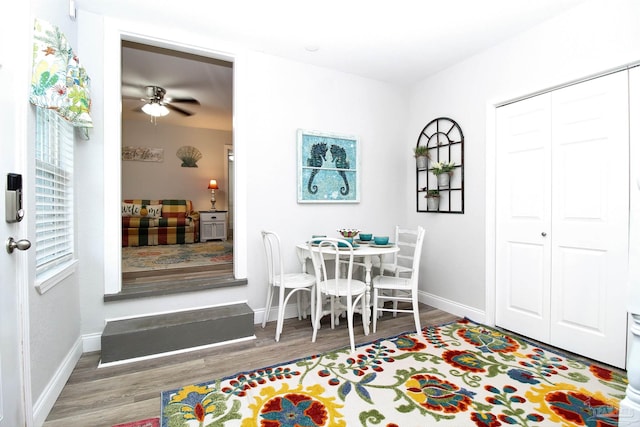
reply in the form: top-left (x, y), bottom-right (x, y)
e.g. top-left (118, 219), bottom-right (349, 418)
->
top-left (199, 210), bottom-right (227, 241)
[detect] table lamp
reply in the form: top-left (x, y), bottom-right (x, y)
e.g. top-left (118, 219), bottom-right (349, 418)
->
top-left (208, 179), bottom-right (219, 210)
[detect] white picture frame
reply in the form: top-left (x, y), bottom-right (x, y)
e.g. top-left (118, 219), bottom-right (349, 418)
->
top-left (297, 129), bottom-right (360, 203)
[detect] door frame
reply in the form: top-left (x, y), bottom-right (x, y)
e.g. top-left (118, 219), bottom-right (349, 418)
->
top-left (102, 18), bottom-right (247, 295)
top-left (224, 144), bottom-right (234, 239)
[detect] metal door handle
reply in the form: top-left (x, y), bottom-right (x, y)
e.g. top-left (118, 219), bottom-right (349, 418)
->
top-left (541, 232), bottom-right (547, 237)
top-left (6, 237), bottom-right (31, 254)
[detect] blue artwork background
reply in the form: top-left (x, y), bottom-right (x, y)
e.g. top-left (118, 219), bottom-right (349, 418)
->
top-left (298, 131), bottom-right (359, 202)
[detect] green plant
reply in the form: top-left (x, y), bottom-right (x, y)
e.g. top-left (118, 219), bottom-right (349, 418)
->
top-left (426, 189), bottom-right (440, 197)
top-left (431, 161), bottom-right (456, 175)
top-left (413, 145), bottom-right (430, 158)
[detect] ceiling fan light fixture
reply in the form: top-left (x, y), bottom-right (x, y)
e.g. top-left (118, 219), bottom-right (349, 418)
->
top-left (141, 102), bottom-right (170, 117)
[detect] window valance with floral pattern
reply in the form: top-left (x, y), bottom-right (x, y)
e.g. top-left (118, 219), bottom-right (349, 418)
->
top-left (29, 18), bottom-right (93, 129)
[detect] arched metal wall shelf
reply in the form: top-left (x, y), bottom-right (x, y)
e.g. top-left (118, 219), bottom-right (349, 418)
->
top-left (415, 117), bottom-right (464, 213)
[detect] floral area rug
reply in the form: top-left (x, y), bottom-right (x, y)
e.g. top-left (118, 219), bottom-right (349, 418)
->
top-left (122, 241), bottom-right (233, 273)
top-left (113, 418), bottom-right (159, 427)
top-left (160, 318), bottom-right (627, 426)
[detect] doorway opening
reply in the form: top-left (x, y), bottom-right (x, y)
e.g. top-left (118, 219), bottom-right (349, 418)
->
top-left (119, 40), bottom-right (234, 292)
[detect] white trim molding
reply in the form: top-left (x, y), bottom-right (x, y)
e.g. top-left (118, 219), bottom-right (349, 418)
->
top-left (35, 259), bottom-right (78, 295)
top-left (419, 290), bottom-right (485, 323)
top-left (620, 314), bottom-right (640, 426)
top-left (32, 337), bottom-right (83, 427)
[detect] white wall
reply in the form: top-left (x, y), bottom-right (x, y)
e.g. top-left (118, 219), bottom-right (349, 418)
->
top-left (242, 52), bottom-right (408, 310)
top-left (27, 0), bottom-right (83, 420)
top-left (121, 121), bottom-right (231, 211)
top-left (405, 0), bottom-right (640, 317)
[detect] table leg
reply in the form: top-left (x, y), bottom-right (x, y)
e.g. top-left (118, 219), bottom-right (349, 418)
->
top-left (296, 247), bottom-right (312, 320)
top-left (296, 247), bottom-right (309, 273)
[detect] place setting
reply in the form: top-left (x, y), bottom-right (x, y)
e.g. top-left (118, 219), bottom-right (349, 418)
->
top-left (348, 230), bottom-right (395, 248)
top-left (309, 234), bottom-right (360, 249)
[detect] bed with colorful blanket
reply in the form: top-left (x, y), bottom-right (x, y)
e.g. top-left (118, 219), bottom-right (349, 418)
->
top-left (121, 199), bottom-right (199, 247)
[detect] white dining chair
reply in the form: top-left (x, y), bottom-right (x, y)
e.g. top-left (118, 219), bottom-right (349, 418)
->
top-left (372, 226), bottom-right (425, 334)
top-left (308, 238), bottom-right (369, 352)
top-left (261, 230), bottom-right (316, 342)
top-left (379, 226), bottom-right (423, 278)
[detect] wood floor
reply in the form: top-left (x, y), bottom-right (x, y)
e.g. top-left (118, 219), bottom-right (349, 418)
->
top-left (43, 304), bottom-right (459, 427)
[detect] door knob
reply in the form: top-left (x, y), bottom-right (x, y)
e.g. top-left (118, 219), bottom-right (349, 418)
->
top-left (6, 237), bottom-right (31, 254)
top-left (541, 232), bottom-right (547, 237)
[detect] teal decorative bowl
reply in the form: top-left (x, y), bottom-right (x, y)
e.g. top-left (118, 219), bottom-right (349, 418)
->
top-left (374, 236), bottom-right (389, 245)
top-left (359, 233), bottom-right (372, 241)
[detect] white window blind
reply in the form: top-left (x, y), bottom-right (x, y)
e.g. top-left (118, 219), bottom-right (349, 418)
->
top-left (35, 108), bottom-right (74, 276)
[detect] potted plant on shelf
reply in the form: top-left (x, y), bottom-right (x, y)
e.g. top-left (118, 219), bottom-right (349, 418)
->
top-left (425, 189), bottom-right (440, 210)
top-left (432, 161), bottom-right (456, 187)
top-left (414, 145), bottom-right (430, 169)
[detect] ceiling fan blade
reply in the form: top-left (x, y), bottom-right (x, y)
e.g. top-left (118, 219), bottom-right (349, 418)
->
top-left (167, 97), bottom-right (200, 105)
top-left (166, 103), bottom-right (194, 116)
top-left (123, 96), bottom-right (148, 102)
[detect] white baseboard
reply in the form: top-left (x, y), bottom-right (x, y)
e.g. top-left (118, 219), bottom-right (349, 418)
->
top-left (254, 304), bottom-right (311, 325)
top-left (32, 337), bottom-right (83, 427)
top-left (256, 293), bottom-right (486, 327)
top-left (82, 331), bottom-right (103, 353)
top-left (418, 291), bottom-right (486, 324)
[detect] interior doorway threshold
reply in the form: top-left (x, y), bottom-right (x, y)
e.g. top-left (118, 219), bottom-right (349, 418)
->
top-left (105, 266), bottom-right (245, 302)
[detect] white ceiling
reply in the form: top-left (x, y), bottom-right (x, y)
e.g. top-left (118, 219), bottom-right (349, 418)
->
top-left (79, 0), bottom-right (589, 130)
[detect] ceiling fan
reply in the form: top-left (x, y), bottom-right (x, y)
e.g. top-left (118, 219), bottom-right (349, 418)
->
top-left (124, 85), bottom-right (200, 117)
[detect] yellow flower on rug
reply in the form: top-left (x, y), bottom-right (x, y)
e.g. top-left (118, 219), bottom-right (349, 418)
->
top-left (240, 383), bottom-right (345, 427)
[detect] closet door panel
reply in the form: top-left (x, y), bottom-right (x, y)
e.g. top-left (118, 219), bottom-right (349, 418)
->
top-left (550, 71), bottom-right (629, 368)
top-left (555, 246), bottom-right (607, 329)
top-left (496, 93), bottom-right (552, 342)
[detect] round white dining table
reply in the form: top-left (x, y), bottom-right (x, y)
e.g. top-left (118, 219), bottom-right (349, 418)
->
top-left (295, 241), bottom-right (400, 307)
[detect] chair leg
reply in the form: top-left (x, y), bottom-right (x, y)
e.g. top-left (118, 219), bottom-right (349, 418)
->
top-left (392, 289), bottom-right (399, 317)
top-left (347, 301), bottom-right (356, 353)
top-left (275, 287), bottom-right (285, 342)
top-left (309, 288), bottom-right (315, 331)
top-left (372, 288), bottom-right (379, 333)
top-left (262, 285), bottom-right (274, 329)
top-left (312, 291), bottom-right (321, 344)
top-left (361, 294), bottom-right (369, 336)
top-left (412, 293), bottom-right (421, 334)
top-left (330, 296), bottom-right (336, 329)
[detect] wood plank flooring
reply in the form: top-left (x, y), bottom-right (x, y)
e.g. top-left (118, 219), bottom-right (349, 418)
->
top-left (43, 304), bottom-right (459, 427)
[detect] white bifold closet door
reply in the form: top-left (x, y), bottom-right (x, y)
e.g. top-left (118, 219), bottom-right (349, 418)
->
top-left (496, 70), bottom-right (629, 369)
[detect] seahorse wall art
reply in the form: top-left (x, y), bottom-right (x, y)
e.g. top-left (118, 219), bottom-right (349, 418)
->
top-left (306, 142), bottom-right (328, 194)
top-left (330, 144), bottom-right (350, 195)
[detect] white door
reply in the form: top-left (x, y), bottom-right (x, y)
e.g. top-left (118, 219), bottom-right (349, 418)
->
top-left (496, 71), bottom-right (629, 368)
top-left (0, 4), bottom-right (31, 426)
top-left (496, 93), bottom-right (552, 343)
top-left (0, 133), bottom-right (29, 427)
top-left (549, 72), bottom-right (629, 367)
